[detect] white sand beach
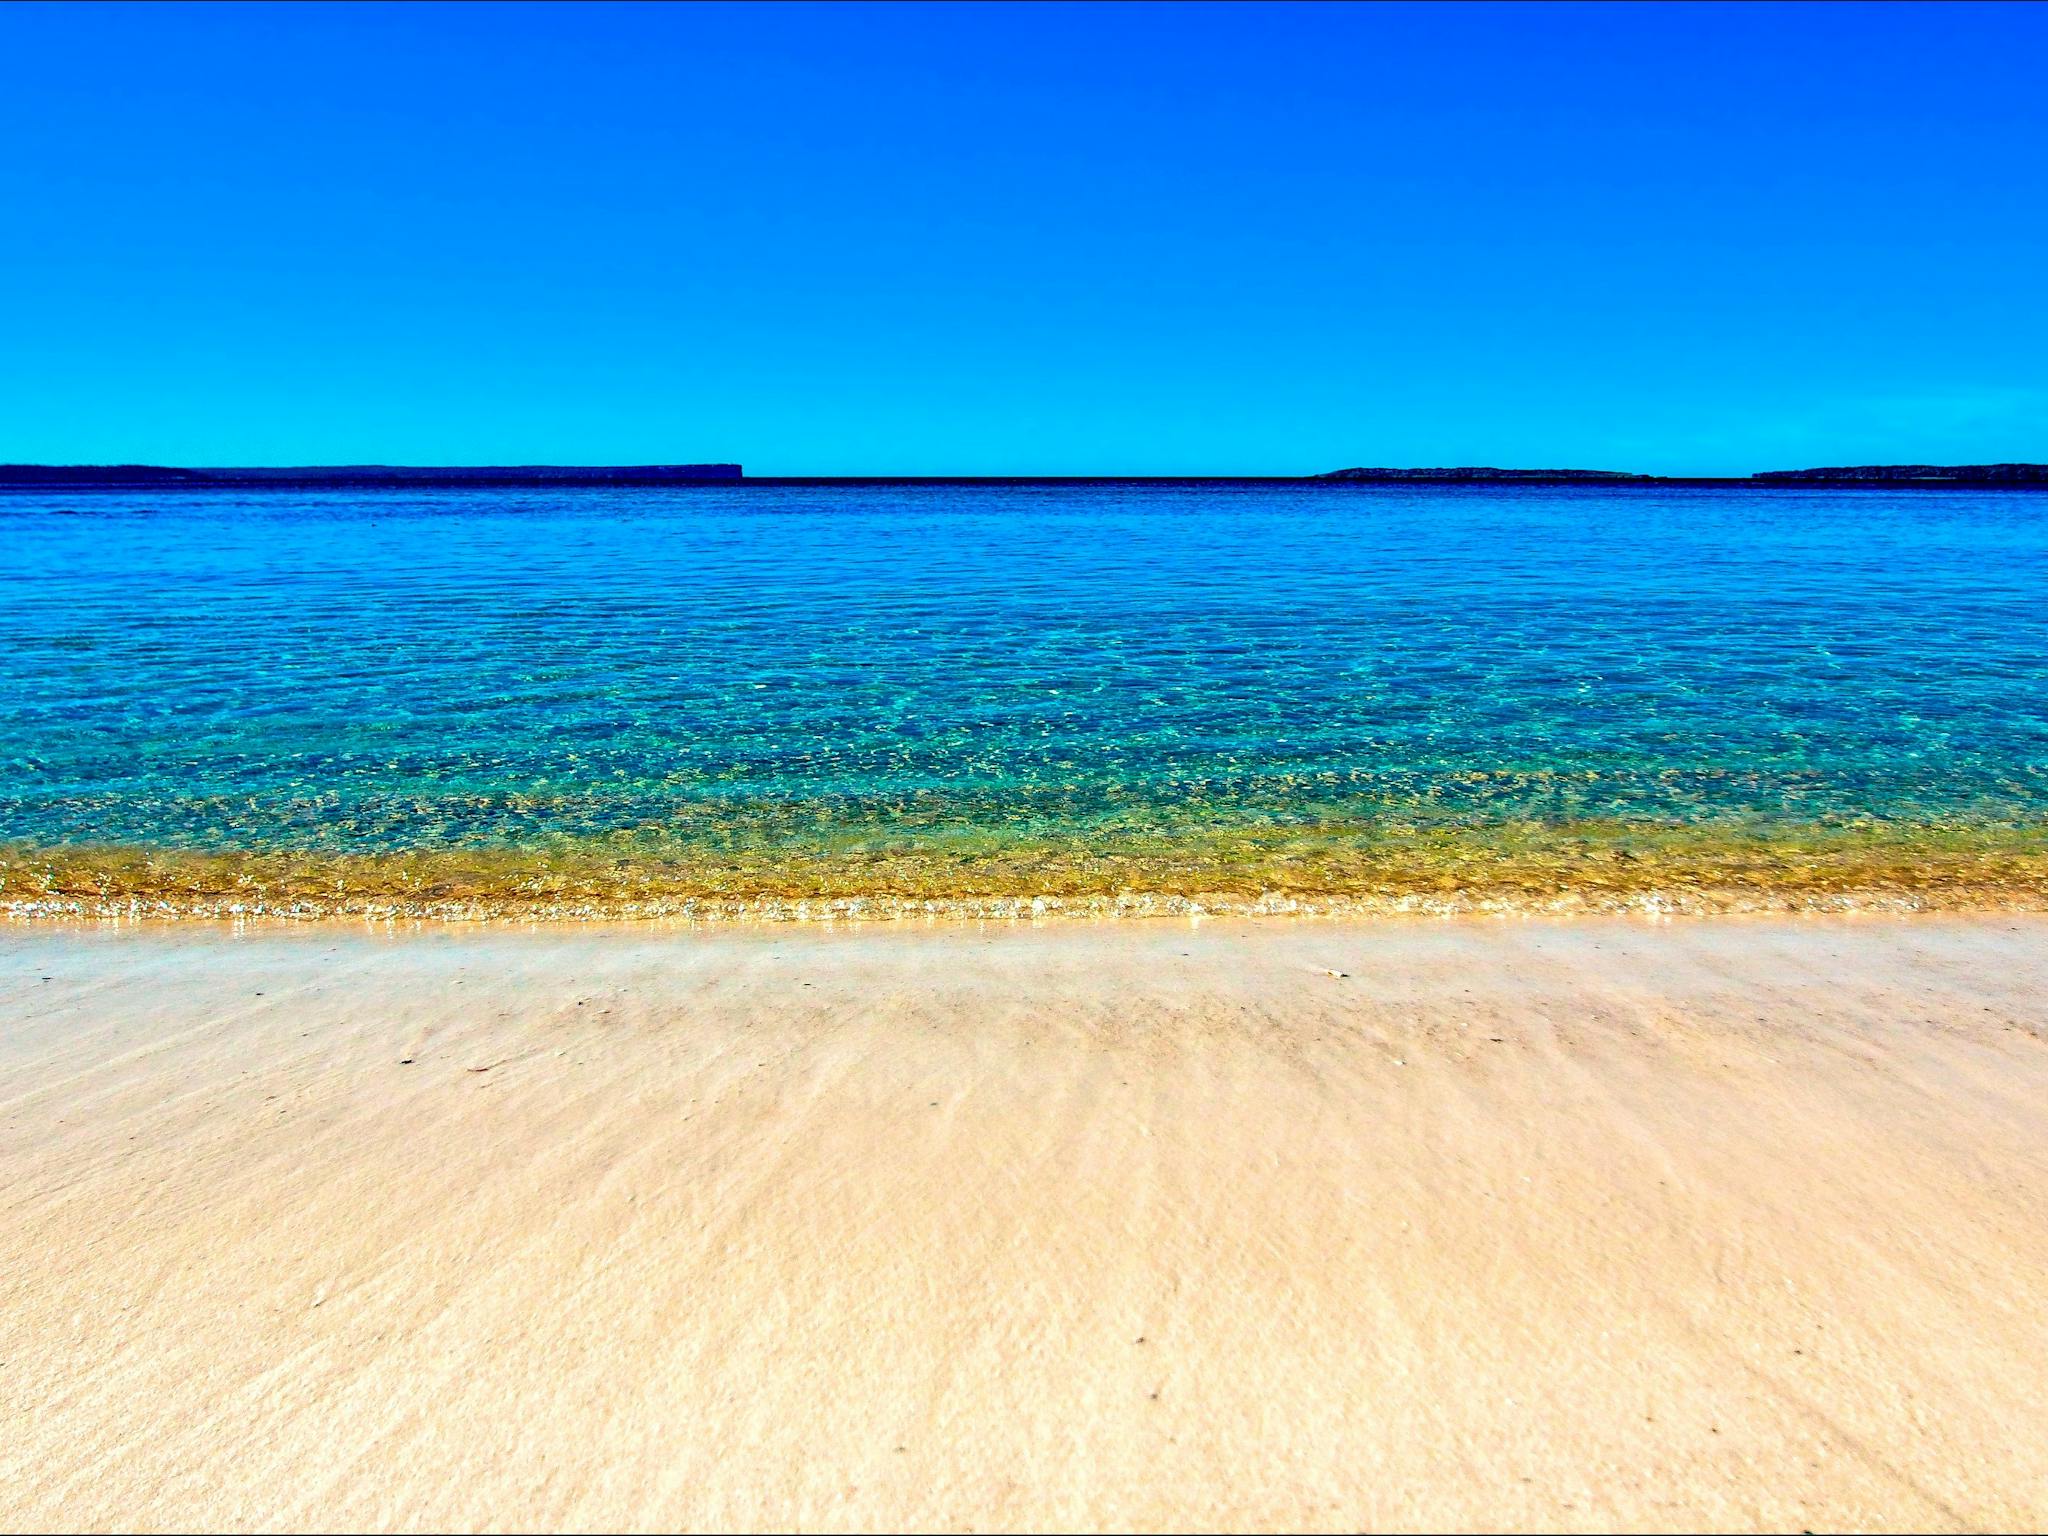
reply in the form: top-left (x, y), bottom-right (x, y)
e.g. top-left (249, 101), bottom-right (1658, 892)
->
top-left (5, 916), bottom-right (2048, 1532)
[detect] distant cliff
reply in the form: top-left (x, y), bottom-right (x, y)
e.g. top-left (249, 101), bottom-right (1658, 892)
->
top-left (1750, 464), bottom-right (2048, 483)
top-left (1313, 466), bottom-right (1655, 483)
top-left (0, 463), bottom-right (743, 488)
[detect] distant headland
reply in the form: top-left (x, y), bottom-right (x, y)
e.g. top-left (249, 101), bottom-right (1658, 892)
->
top-left (0, 463), bottom-right (743, 488)
top-left (1747, 463), bottom-right (2048, 483)
top-left (1313, 463), bottom-right (2048, 485)
top-left (1, 462), bottom-right (2044, 488)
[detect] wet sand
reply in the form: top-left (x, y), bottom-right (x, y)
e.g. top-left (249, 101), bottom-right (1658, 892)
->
top-left (4, 916), bottom-right (2048, 1532)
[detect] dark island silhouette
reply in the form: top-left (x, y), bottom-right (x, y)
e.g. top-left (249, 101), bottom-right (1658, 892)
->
top-left (2, 462), bottom-right (2044, 488)
top-left (0, 463), bottom-right (742, 488)
top-left (1316, 464), bottom-right (2048, 484)
top-left (1749, 463), bottom-right (2048, 483)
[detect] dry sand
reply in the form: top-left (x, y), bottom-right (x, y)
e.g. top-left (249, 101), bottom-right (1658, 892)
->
top-left (4, 916), bottom-right (2048, 1533)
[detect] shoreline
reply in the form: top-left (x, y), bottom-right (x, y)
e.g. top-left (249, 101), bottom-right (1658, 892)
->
top-left (10, 897), bottom-right (2046, 942)
top-left (9, 883), bottom-right (2048, 926)
top-left (8, 823), bottom-right (2047, 923)
top-left (7, 915), bottom-right (2048, 1531)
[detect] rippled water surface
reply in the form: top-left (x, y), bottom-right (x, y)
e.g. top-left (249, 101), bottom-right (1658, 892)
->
top-left (3, 483), bottom-right (2046, 904)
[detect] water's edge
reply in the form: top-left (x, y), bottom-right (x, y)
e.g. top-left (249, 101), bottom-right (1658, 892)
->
top-left (10, 823), bottom-right (2045, 921)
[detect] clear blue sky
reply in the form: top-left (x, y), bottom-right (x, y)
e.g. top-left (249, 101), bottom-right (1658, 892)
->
top-left (3, 1), bottom-right (2043, 475)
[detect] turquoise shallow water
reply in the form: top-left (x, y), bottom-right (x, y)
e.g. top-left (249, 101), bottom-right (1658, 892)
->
top-left (2, 482), bottom-right (2045, 901)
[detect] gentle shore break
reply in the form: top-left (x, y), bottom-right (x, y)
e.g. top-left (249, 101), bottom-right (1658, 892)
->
top-left (6, 821), bottom-right (2047, 922)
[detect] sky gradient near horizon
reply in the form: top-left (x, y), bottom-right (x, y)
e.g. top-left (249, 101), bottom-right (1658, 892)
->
top-left (3, 0), bottom-right (2044, 476)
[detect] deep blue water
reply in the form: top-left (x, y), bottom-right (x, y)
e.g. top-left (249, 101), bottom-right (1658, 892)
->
top-left (2, 483), bottom-right (2045, 853)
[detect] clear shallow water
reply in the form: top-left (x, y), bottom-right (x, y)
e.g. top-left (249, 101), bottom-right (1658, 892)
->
top-left (2, 483), bottom-right (2046, 908)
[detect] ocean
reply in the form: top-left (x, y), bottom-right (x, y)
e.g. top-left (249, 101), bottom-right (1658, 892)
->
top-left (3, 481), bottom-right (2044, 915)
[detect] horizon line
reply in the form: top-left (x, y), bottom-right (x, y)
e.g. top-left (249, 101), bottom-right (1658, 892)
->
top-left (5, 460), bottom-right (2048, 489)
